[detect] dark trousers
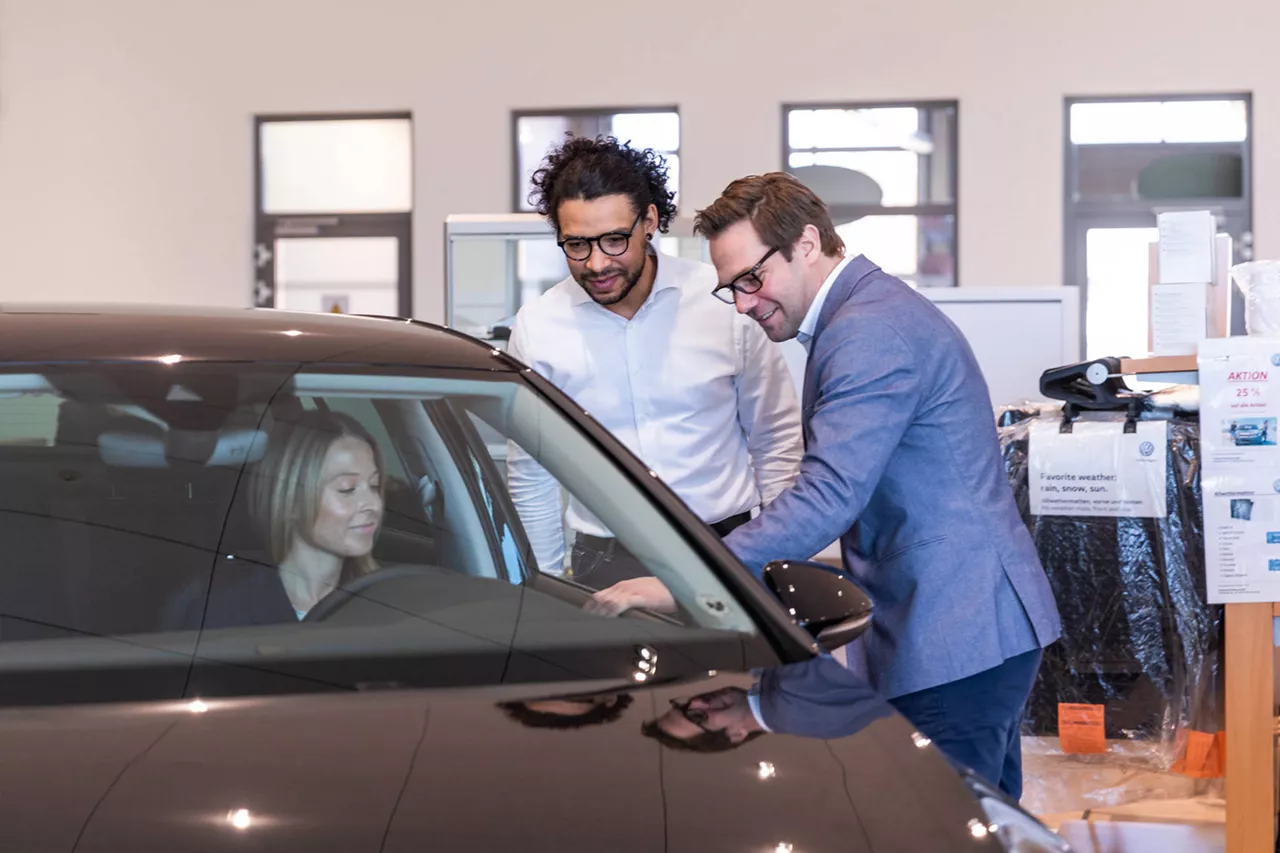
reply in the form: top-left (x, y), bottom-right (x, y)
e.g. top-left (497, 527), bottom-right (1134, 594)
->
top-left (888, 648), bottom-right (1043, 801)
top-left (570, 511), bottom-right (752, 590)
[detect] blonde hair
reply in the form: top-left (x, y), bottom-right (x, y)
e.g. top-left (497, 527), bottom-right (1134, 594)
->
top-left (250, 410), bottom-right (384, 582)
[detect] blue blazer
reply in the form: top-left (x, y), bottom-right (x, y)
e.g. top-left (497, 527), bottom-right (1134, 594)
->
top-left (726, 257), bottom-right (1062, 699)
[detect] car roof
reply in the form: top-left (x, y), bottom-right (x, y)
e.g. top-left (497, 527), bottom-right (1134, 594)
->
top-left (0, 304), bottom-right (513, 372)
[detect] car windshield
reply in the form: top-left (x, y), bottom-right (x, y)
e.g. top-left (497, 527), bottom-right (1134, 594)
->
top-left (0, 363), bottom-right (774, 705)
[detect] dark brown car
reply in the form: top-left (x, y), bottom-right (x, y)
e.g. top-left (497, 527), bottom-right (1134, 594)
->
top-left (0, 305), bottom-right (1069, 852)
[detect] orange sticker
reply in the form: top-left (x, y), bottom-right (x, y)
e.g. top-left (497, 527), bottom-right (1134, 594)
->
top-left (1172, 728), bottom-right (1225, 778)
top-left (1058, 703), bottom-right (1107, 754)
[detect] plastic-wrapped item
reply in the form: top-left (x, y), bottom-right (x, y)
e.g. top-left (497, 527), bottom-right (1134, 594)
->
top-left (1020, 735), bottom-right (1223, 818)
top-left (998, 405), bottom-right (1223, 777)
top-left (1231, 260), bottom-right (1280, 337)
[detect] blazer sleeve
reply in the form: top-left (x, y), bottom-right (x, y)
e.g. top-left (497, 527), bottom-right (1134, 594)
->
top-left (751, 655), bottom-right (893, 739)
top-left (724, 313), bottom-right (923, 575)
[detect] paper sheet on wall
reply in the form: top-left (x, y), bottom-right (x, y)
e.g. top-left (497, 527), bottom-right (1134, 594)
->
top-left (1151, 283), bottom-right (1207, 356)
top-left (1200, 336), bottom-right (1280, 603)
top-left (1029, 420), bottom-right (1168, 518)
top-left (1157, 210), bottom-right (1215, 285)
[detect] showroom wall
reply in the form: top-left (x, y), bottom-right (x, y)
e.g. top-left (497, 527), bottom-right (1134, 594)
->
top-left (0, 0), bottom-right (1276, 321)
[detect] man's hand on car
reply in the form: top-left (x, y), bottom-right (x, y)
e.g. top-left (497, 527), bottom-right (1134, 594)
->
top-left (584, 577), bottom-right (676, 617)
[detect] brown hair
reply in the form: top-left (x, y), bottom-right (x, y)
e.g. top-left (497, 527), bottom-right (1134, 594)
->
top-left (251, 410), bottom-right (383, 582)
top-left (693, 172), bottom-right (845, 261)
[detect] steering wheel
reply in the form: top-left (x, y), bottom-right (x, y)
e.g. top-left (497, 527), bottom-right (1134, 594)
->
top-left (303, 564), bottom-right (448, 622)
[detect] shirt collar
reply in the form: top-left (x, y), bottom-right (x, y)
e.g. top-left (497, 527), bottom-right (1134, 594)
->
top-left (569, 242), bottom-right (674, 308)
top-left (797, 255), bottom-right (852, 350)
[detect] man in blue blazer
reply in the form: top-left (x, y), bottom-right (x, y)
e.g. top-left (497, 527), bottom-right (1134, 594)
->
top-left (590, 172), bottom-right (1061, 800)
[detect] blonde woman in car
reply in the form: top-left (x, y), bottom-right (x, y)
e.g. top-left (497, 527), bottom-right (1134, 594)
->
top-left (165, 410), bottom-right (385, 628)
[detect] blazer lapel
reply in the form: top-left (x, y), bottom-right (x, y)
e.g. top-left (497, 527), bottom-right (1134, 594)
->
top-left (801, 255), bottom-right (881, 418)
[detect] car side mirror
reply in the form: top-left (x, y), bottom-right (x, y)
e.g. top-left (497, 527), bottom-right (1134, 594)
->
top-left (762, 560), bottom-right (873, 651)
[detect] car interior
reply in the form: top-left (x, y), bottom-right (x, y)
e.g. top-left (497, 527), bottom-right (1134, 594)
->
top-left (0, 366), bottom-right (751, 678)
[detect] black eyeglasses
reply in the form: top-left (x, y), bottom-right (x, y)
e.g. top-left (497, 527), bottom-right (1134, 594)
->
top-left (712, 247), bottom-right (779, 304)
top-left (669, 698), bottom-right (714, 732)
top-left (557, 213), bottom-right (644, 262)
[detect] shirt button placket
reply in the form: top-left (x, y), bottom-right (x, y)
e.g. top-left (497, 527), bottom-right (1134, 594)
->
top-left (625, 320), bottom-right (646, 453)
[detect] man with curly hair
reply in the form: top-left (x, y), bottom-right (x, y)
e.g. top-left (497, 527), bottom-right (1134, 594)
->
top-left (505, 136), bottom-right (802, 588)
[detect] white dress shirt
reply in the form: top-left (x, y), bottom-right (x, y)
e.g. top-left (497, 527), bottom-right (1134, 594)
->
top-left (506, 247), bottom-right (803, 574)
top-left (796, 255), bottom-right (853, 353)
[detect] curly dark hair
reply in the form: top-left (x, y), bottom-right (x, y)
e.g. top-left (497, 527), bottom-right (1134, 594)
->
top-left (528, 135), bottom-right (677, 234)
top-left (498, 694), bottom-right (634, 730)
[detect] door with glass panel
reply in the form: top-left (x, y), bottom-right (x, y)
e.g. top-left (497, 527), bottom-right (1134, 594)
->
top-left (254, 114), bottom-right (414, 317)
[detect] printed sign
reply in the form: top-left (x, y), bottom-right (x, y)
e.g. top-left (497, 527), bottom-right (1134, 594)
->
top-left (1058, 703), bottom-right (1107, 755)
top-left (322, 294), bottom-right (350, 314)
top-left (1029, 420), bottom-right (1168, 518)
top-left (1200, 337), bottom-right (1280, 602)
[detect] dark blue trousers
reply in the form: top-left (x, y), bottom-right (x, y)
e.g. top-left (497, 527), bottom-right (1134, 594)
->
top-left (887, 648), bottom-right (1043, 801)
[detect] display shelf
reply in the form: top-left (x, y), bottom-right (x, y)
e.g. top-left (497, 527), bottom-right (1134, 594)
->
top-left (1101, 351), bottom-right (1274, 852)
top-left (1119, 354), bottom-right (1198, 385)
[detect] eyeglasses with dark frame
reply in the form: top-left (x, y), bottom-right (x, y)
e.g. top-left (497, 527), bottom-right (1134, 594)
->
top-left (711, 247), bottom-right (779, 304)
top-left (557, 212), bottom-right (645, 262)
top-left (668, 698), bottom-right (715, 732)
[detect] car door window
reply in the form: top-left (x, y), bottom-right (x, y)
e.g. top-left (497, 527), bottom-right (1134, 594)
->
top-left (190, 370), bottom-right (776, 695)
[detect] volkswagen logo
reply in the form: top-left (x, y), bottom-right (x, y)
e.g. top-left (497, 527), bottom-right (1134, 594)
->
top-left (1139, 441), bottom-right (1155, 457)
top-left (1271, 353), bottom-right (1280, 367)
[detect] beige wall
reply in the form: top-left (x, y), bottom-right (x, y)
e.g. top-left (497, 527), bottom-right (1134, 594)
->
top-left (0, 0), bottom-right (1275, 322)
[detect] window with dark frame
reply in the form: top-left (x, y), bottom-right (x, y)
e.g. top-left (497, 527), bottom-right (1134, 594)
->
top-left (1064, 94), bottom-right (1253, 360)
top-left (490, 109), bottom-right (684, 338)
top-left (783, 101), bottom-right (959, 288)
top-left (254, 112), bottom-right (414, 318)
top-left (512, 108), bottom-right (681, 214)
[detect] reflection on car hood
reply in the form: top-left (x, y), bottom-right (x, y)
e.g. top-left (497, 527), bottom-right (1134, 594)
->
top-left (0, 658), bottom-right (999, 852)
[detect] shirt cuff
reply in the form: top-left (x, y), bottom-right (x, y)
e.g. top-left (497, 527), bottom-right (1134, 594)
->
top-left (747, 690), bottom-right (772, 732)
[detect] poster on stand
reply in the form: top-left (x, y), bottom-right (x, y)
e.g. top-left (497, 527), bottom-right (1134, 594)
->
top-left (1200, 337), bottom-right (1280, 603)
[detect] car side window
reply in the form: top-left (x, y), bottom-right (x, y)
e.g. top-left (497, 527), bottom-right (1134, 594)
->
top-left (0, 367), bottom-right (778, 708)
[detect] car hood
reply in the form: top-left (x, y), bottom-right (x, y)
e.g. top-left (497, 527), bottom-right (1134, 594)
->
top-left (0, 666), bottom-right (1001, 852)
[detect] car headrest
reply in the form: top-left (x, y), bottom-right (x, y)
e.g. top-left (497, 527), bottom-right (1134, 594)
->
top-left (98, 428), bottom-right (269, 469)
